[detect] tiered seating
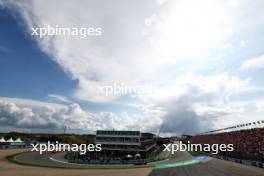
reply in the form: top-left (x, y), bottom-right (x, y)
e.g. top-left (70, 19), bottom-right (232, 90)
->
top-left (190, 128), bottom-right (264, 162)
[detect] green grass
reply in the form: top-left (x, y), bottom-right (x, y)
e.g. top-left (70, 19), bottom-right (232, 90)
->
top-left (152, 149), bottom-right (171, 161)
top-left (7, 151), bottom-right (32, 165)
top-left (188, 151), bottom-right (203, 156)
top-left (155, 159), bottom-right (199, 170)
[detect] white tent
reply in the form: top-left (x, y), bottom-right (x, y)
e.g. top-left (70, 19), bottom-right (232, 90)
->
top-left (6, 138), bottom-right (14, 142)
top-left (135, 153), bottom-right (141, 157)
top-left (14, 137), bottom-right (23, 143)
top-left (126, 154), bottom-right (133, 158)
top-left (0, 137), bottom-right (6, 143)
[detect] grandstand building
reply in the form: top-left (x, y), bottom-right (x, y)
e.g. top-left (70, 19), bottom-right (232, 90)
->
top-left (95, 130), bottom-right (157, 159)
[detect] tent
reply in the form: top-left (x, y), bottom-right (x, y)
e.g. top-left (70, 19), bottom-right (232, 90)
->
top-left (135, 153), bottom-right (141, 157)
top-left (6, 138), bottom-right (14, 142)
top-left (126, 154), bottom-right (133, 158)
top-left (14, 137), bottom-right (23, 143)
top-left (0, 137), bottom-right (6, 143)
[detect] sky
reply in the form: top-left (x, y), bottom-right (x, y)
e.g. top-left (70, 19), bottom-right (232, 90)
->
top-left (0, 0), bottom-right (264, 135)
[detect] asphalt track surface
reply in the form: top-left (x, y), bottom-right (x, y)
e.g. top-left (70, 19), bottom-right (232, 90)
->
top-left (14, 151), bottom-right (152, 169)
top-left (2, 149), bottom-right (264, 176)
top-left (150, 151), bottom-right (264, 176)
top-left (0, 149), bottom-right (152, 176)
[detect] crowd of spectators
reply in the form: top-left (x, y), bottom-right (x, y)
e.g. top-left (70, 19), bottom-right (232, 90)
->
top-left (190, 128), bottom-right (264, 162)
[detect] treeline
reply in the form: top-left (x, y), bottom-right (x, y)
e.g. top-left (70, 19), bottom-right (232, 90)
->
top-left (0, 132), bottom-right (95, 144)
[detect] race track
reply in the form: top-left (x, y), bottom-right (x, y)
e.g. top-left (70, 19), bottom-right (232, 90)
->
top-left (0, 149), bottom-right (152, 176)
top-left (1, 148), bottom-right (263, 176)
top-left (150, 151), bottom-right (264, 176)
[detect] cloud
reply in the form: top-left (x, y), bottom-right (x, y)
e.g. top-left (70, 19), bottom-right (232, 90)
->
top-left (142, 73), bottom-right (253, 103)
top-left (0, 0), bottom-right (246, 102)
top-left (1, 0), bottom-right (264, 135)
top-left (0, 100), bottom-right (110, 132)
top-left (1, 0), bottom-right (164, 102)
top-left (256, 101), bottom-right (264, 113)
top-left (151, 73), bottom-right (256, 134)
top-left (0, 101), bottom-right (60, 130)
top-left (0, 98), bottom-right (159, 133)
top-left (8, 73), bottom-right (251, 135)
top-left (48, 94), bottom-right (71, 103)
top-left (240, 54), bottom-right (264, 70)
top-left (0, 97), bottom-right (65, 110)
top-left (160, 100), bottom-right (212, 135)
top-left (0, 68), bottom-right (262, 135)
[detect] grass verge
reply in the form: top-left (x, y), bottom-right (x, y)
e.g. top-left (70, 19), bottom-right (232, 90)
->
top-left (188, 151), bottom-right (203, 157)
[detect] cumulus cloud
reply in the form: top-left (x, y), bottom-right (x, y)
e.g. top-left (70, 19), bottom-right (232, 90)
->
top-left (0, 72), bottom-right (257, 135)
top-left (1, 0), bottom-right (264, 135)
top-left (161, 101), bottom-right (212, 135)
top-left (0, 101), bottom-right (60, 129)
top-left (0, 99), bottom-right (160, 133)
top-left (0, 71), bottom-right (262, 135)
top-left (240, 54), bottom-right (264, 71)
top-left (1, 0), bottom-right (165, 102)
top-left (152, 73), bottom-right (256, 134)
top-left (0, 0), bottom-right (251, 102)
top-left (142, 73), bottom-right (253, 103)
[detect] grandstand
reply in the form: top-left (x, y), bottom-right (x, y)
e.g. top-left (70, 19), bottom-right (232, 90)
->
top-left (95, 130), bottom-right (157, 160)
top-left (65, 130), bottom-right (159, 164)
top-left (189, 120), bottom-right (264, 163)
top-left (199, 120), bottom-right (264, 134)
